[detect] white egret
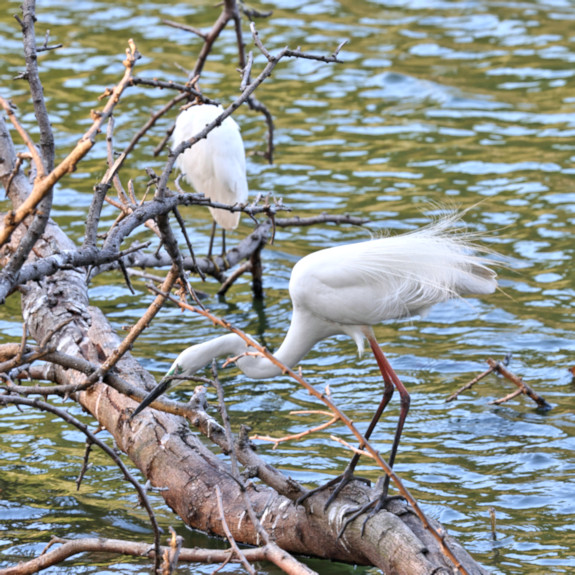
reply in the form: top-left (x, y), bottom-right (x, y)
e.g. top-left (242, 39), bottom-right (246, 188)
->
top-left (172, 103), bottom-right (249, 256)
top-left (131, 216), bottom-right (496, 509)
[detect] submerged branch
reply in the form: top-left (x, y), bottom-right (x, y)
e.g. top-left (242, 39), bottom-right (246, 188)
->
top-left (0, 536), bottom-right (318, 575)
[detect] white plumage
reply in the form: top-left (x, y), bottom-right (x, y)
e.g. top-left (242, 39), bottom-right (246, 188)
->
top-left (287, 217), bottom-right (496, 358)
top-left (131, 215), bottom-right (497, 509)
top-left (132, 216), bottom-right (496, 414)
top-left (172, 103), bottom-right (248, 231)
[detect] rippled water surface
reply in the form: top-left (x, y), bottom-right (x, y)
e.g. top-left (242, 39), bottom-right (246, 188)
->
top-left (1, 0), bottom-right (574, 573)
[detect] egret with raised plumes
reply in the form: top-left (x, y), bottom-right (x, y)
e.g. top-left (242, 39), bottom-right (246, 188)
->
top-left (132, 216), bottom-right (497, 508)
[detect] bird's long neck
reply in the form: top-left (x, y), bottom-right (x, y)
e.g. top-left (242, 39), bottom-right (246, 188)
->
top-left (171, 311), bottom-right (335, 381)
top-left (169, 331), bottom-right (297, 381)
top-left (238, 308), bottom-right (339, 378)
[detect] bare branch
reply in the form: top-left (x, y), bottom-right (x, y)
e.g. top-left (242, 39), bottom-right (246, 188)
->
top-left (21, 0), bottom-right (54, 173)
top-left (275, 213), bottom-right (368, 228)
top-left (0, 395), bottom-right (162, 571)
top-left (241, 5), bottom-right (273, 21)
top-left (445, 363), bottom-right (497, 402)
top-left (163, 19), bottom-right (208, 39)
top-left (0, 536), bottom-right (319, 575)
top-left (215, 485), bottom-right (256, 575)
top-left (37, 29), bottom-right (62, 52)
top-left (129, 76), bottom-right (211, 100)
top-left (0, 240), bottom-right (150, 303)
top-left (0, 97), bottom-right (45, 179)
top-left (79, 266), bottom-right (180, 386)
top-left (0, 40), bottom-right (141, 249)
top-left (447, 358), bottom-right (551, 410)
top-left (251, 411), bottom-right (340, 450)
top-left (0, 0), bottom-right (59, 296)
top-left (216, 261), bottom-right (252, 296)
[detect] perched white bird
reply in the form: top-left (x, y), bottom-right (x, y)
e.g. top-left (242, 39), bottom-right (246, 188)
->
top-left (132, 216), bottom-right (497, 508)
top-left (172, 103), bottom-right (249, 255)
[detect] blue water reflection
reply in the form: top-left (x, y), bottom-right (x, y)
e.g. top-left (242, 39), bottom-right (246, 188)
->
top-left (1, 0), bottom-right (575, 573)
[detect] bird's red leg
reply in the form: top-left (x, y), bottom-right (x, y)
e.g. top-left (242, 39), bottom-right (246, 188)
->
top-left (296, 337), bottom-right (397, 509)
top-left (335, 337), bottom-right (411, 538)
top-left (367, 335), bottom-right (410, 498)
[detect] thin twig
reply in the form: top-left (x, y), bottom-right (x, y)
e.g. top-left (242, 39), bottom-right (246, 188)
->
top-left (163, 19), bottom-right (208, 39)
top-left (215, 485), bottom-right (256, 575)
top-left (37, 29), bottom-right (62, 52)
top-left (0, 97), bottom-right (46, 179)
top-left (330, 435), bottom-right (378, 459)
top-left (0, 395), bottom-right (162, 572)
top-left (275, 213), bottom-right (368, 228)
top-left (76, 438), bottom-right (95, 491)
top-left (445, 364), bottom-right (497, 402)
top-left (252, 411), bottom-right (340, 449)
top-left (216, 261), bottom-right (252, 296)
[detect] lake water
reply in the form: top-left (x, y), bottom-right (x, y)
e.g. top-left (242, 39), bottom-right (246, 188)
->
top-left (0, 0), bottom-right (574, 573)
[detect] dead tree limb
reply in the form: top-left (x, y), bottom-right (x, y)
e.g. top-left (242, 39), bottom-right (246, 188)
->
top-left (486, 358), bottom-right (551, 409)
top-left (0, 536), bottom-right (321, 575)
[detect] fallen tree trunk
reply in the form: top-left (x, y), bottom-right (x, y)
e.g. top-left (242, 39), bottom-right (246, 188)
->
top-left (1, 123), bottom-right (488, 575)
top-left (28, 303), bottom-right (489, 574)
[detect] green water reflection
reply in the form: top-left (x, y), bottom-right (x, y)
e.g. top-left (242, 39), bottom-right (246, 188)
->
top-left (0, 0), bottom-right (574, 573)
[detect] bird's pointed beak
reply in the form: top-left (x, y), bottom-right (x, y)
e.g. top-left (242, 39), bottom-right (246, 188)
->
top-left (130, 375), bottom-right (172, 420)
